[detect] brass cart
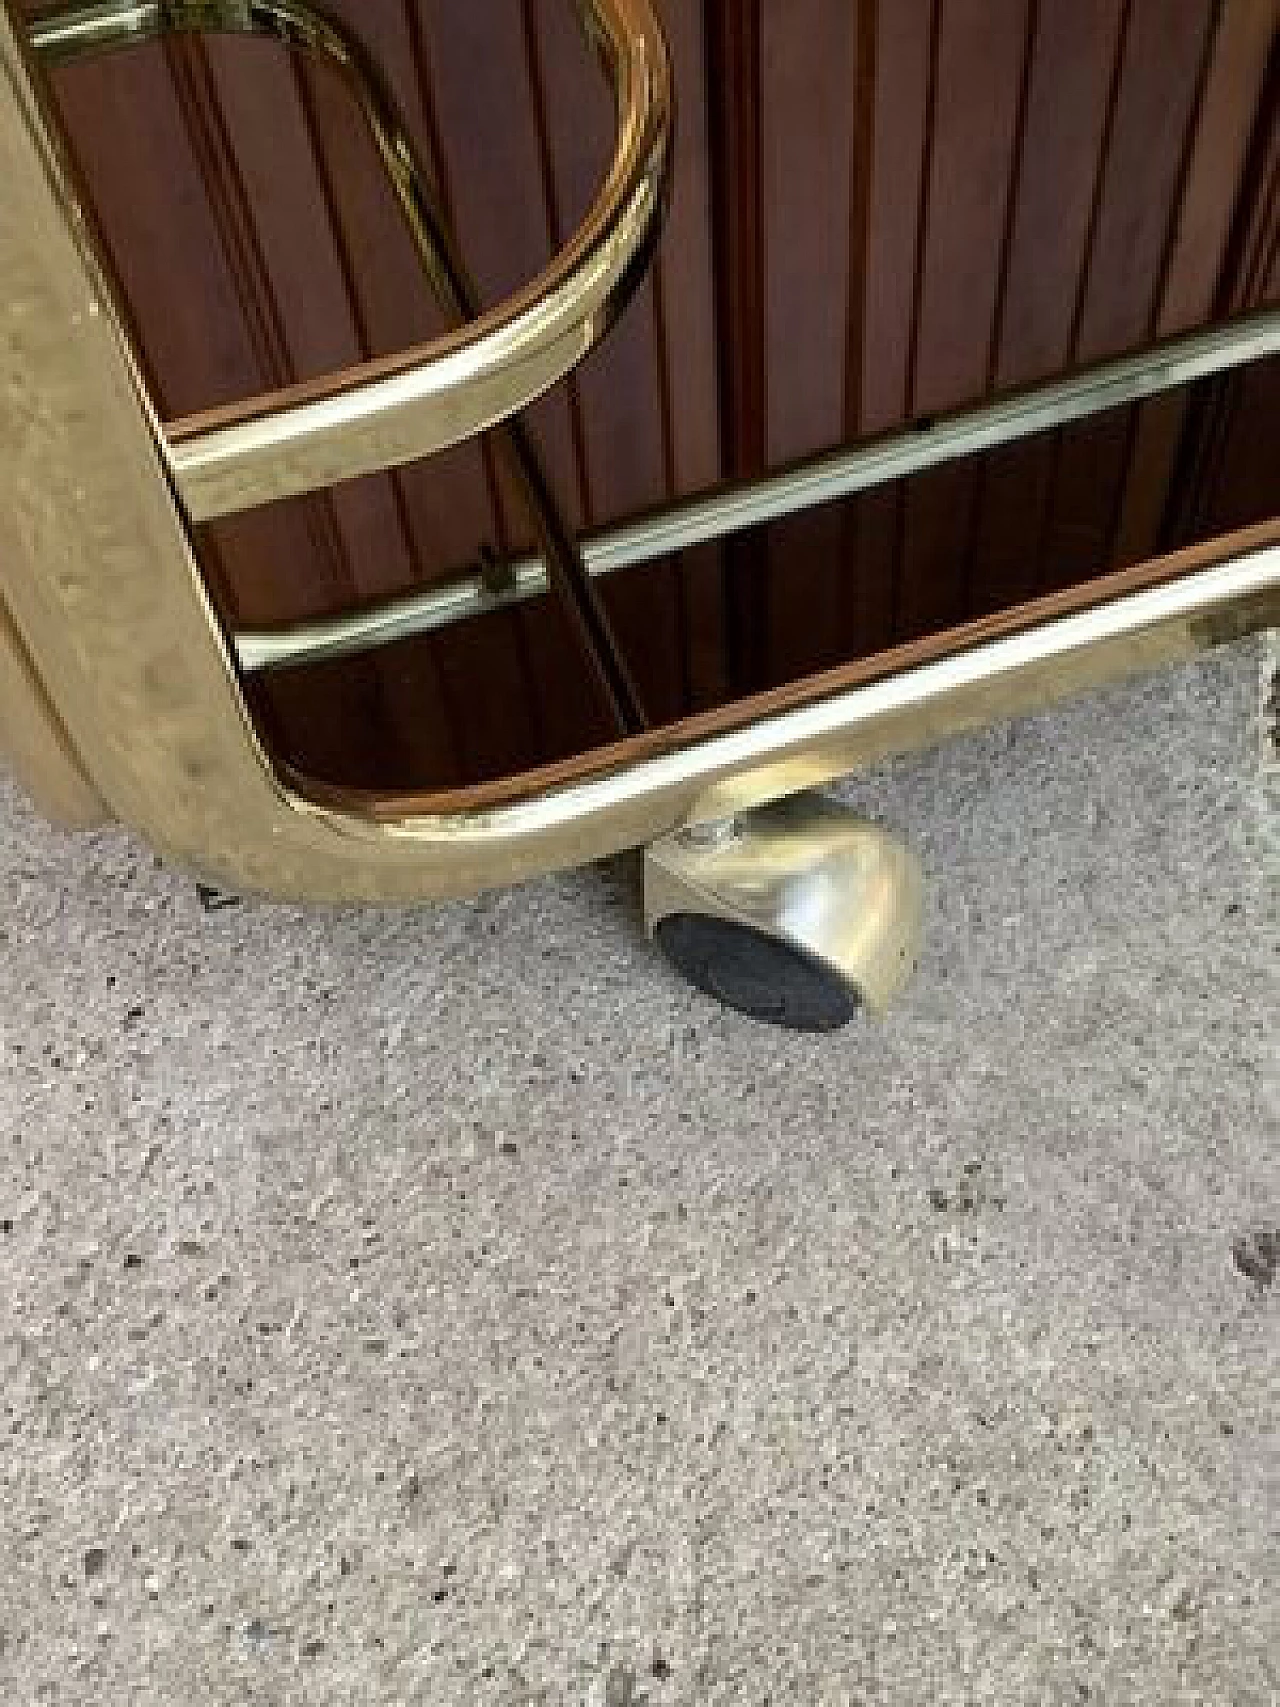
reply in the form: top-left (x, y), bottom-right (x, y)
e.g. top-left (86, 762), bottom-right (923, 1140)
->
top-left (3, 0), bottom-right (1278, 1027)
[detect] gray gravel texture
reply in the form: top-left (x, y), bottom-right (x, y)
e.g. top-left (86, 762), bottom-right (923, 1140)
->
top-left (1, 641), bottom-right (1277, 1706)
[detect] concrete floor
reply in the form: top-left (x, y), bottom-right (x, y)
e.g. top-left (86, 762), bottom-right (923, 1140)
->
top-left (1, 641), bottom-right (1277, 1705)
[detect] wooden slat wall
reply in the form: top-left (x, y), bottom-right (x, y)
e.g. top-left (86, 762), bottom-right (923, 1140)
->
top-left (25, 0), bottom-right (1280, 790)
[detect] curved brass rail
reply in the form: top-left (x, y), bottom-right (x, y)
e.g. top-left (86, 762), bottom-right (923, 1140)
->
top-left (29, 0), bottom-right (672, 523)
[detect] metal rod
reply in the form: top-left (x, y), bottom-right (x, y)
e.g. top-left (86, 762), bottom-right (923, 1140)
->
top-left (25, 0), bottom-right (162, 65)
top-left (235, 305), bottom-right (1280, 673)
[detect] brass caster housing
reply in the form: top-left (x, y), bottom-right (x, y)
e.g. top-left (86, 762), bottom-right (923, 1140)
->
top-left (644, 794), bottom-right (924, 1032)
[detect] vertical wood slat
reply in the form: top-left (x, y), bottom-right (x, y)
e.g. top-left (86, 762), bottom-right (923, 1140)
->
top-left (845, 0), bottom-right (936, 659)
top-left (651, 2), bottom-right (721, 497)
top-left (1019, 0), bottom-right (1135, 603)
top-left (834, 0), bottom-right (881, 662)
top-left (886, 0), bottom-right (944, 653)
top-left (1161, 41), bottom-right (1280, 550)
top-left (952, 0), bottom-right (1043, 618)
top-left (758, 0), bottom-right (860, 684)
top-left (1035, 0), bottom-right (1221, 597)
top-left (704, 0), bottom-right (770, 695)
top-left (1111, 0), bottom-right (1278, 566)
top-left (894, 0), bottom-right (1031, 644)
top-left (761, 0), bottom-right (858, 466)
top-left (962, 0), bottom-right (1129, 621)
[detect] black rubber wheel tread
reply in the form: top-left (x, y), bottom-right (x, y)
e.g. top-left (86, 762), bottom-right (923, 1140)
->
top-left (655, 913), bottom-right (859, 1033)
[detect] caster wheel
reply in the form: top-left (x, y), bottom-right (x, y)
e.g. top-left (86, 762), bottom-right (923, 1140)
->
top-left (655, 912), bottom-right (859, 1032)
top-left (644, 792), bottom-right (923, 1030)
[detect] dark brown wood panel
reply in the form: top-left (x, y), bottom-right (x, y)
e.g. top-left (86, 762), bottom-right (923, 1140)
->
top-left (1114, 0), bottom-right (1277, 565)
top-left (1033, 0), bottom-right (1220, 593)
top-left (895, 0), bottom-right (1033, 641)
top-left (756, 0), bottom-right (863, 685)
top-left (961, 0), bottom-right (1126, 619)
top-left (23, 0), bottom-right (1280, 796)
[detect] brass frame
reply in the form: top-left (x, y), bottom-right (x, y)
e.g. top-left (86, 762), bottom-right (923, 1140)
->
top-left (0, 597), bottom-right (104, 827)
top-left (2, 0), bottom-right (1279, 904)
